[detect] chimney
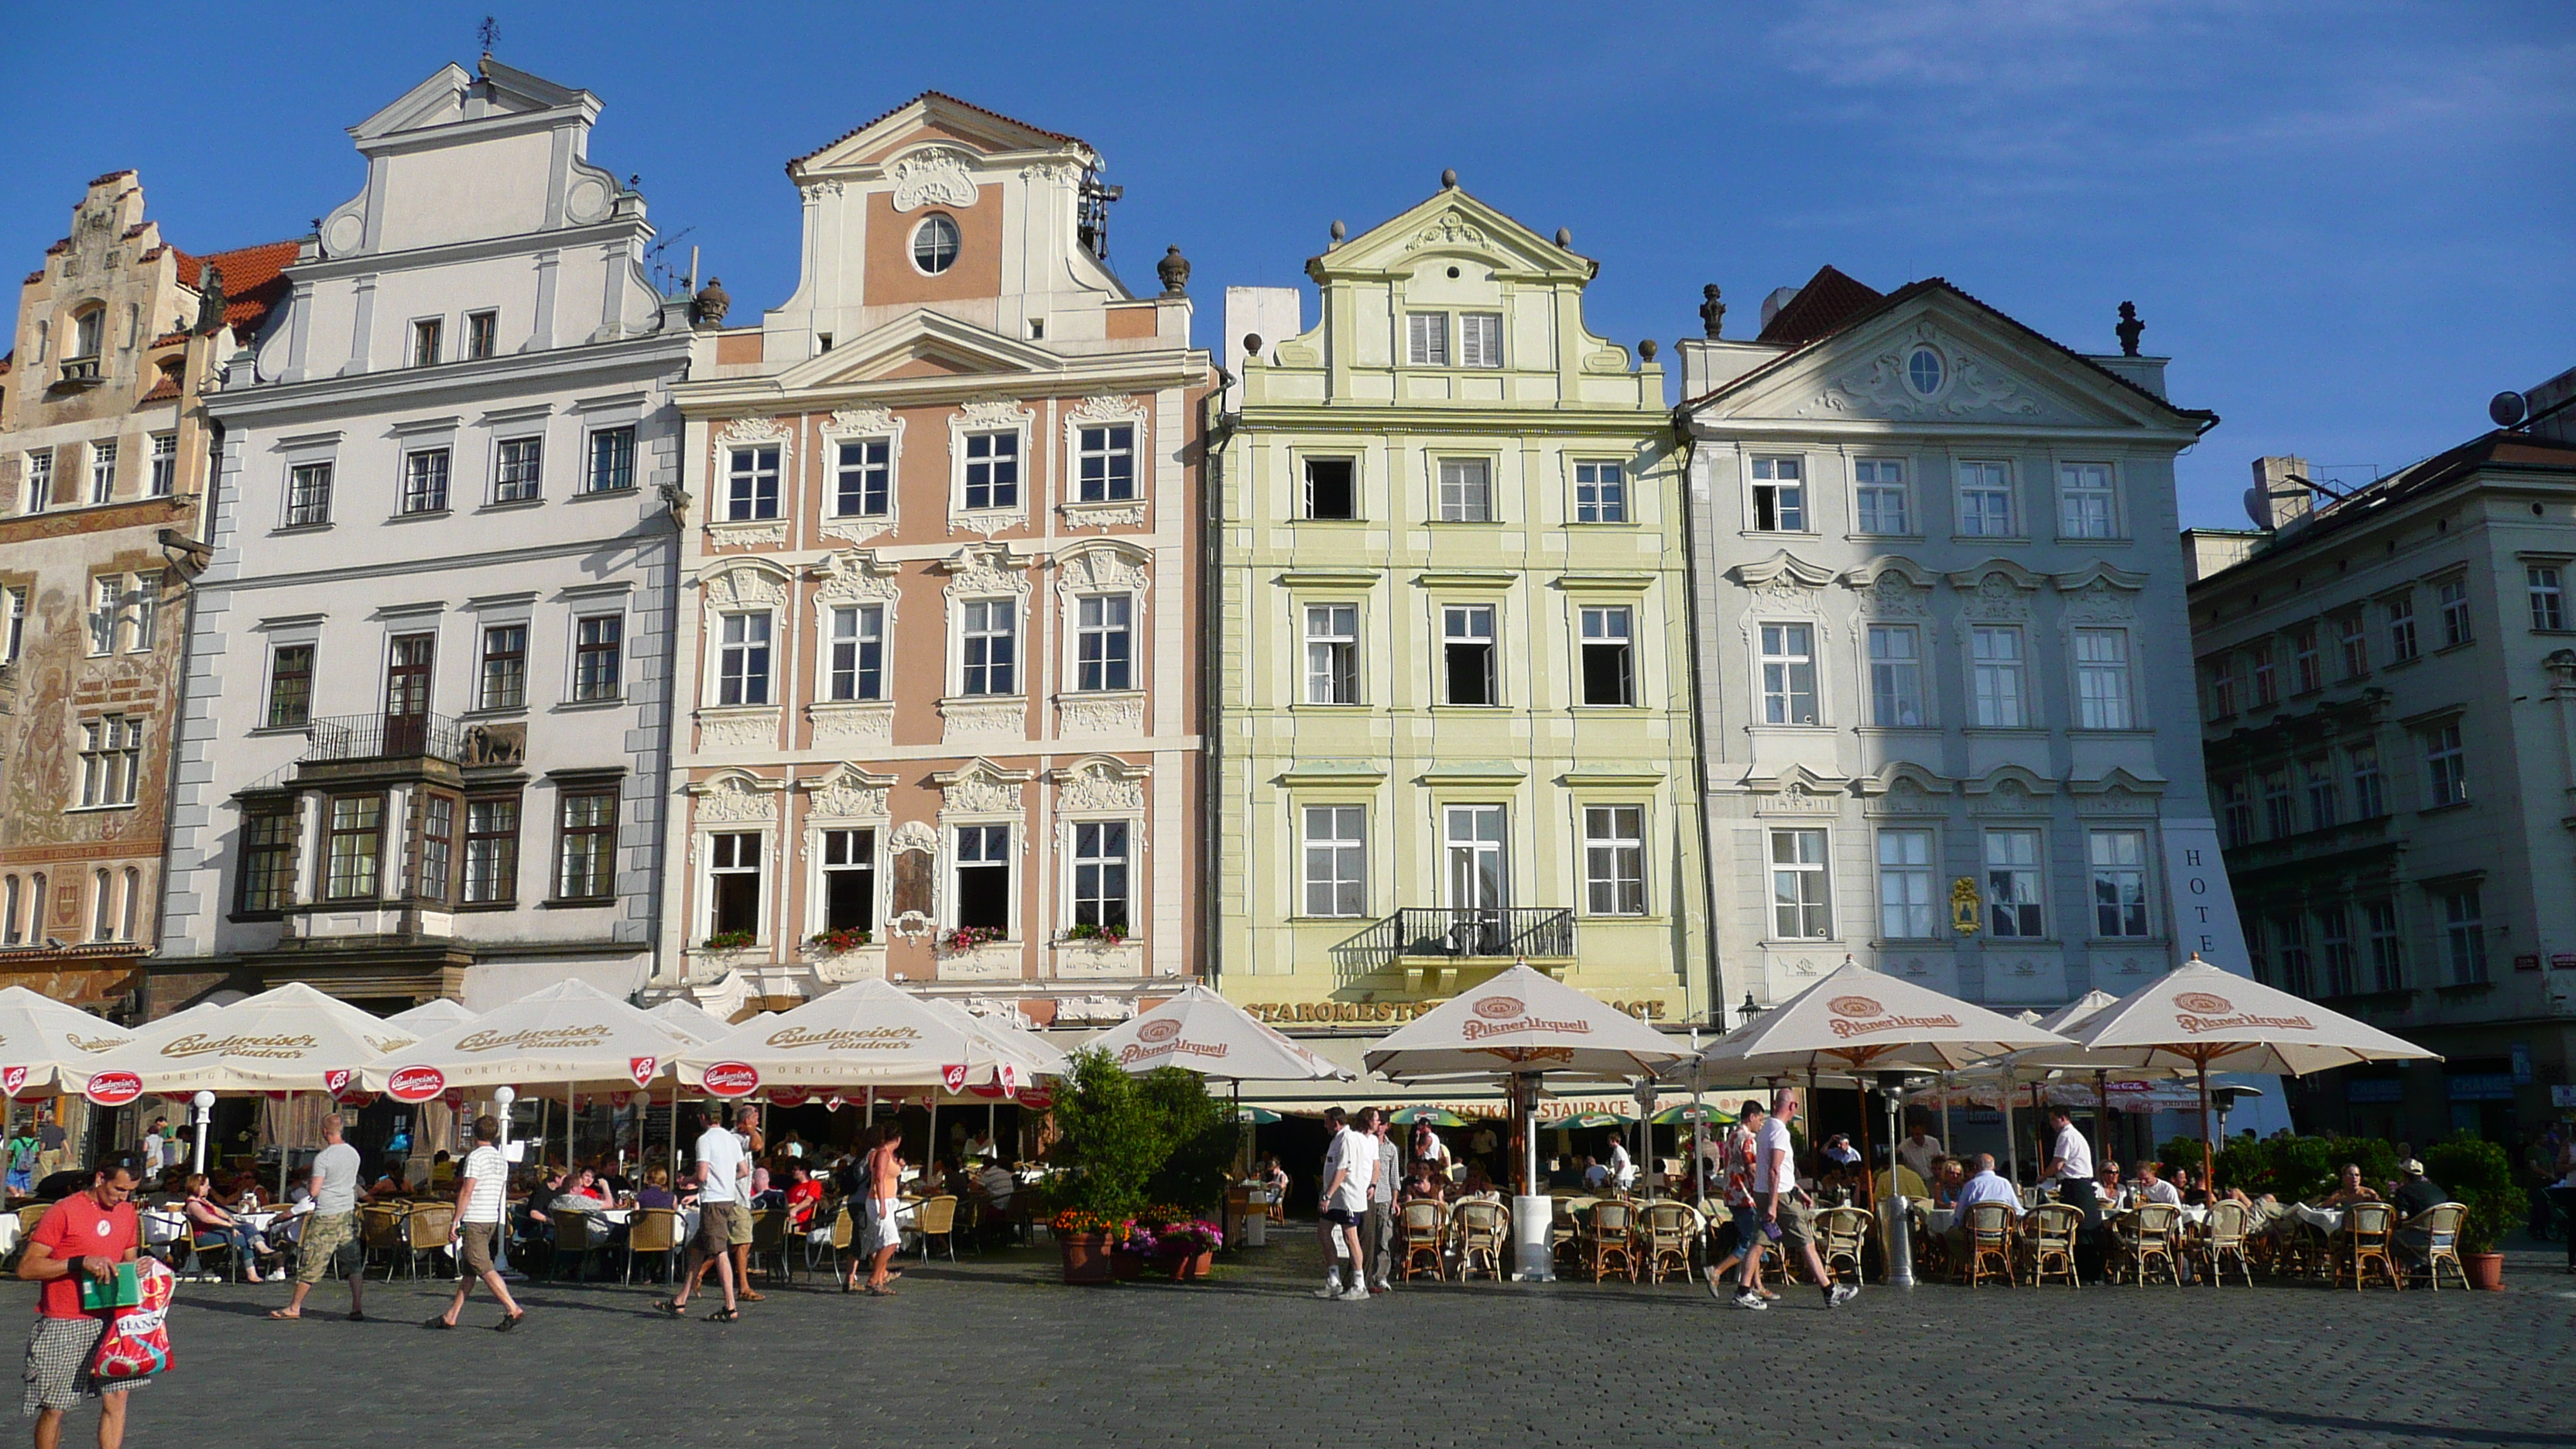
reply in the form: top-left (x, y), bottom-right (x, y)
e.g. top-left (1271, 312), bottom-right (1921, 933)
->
top-left (1760, 286), bottom-right (1803, 331)
top-left (2247, 456), bottom-right (2313, 532)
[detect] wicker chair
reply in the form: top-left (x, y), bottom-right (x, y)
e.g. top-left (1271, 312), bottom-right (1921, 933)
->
top-left (1582, 1199), bottom-right (1637, 1283)
top-left (1547, 1197), bottom-right (1584, 1272)
top-left (745, 1205), bottom-right (795, 1282)
top-left (1399, 1200), bottom-right (1446, 1283)
top-left (2197, 1200), bottom-right (2255, 1287)
top-left (403, 1203), bottom-right (455, 1280)
top-left (2334, 1201), bottom-right (2401, 1291)
top-left (2405, 1202), bottom-right (2468, 1291)
top-left (358, 1204), bottom-right (407, 1279)
top-left (1453, 1199), bottom-right (1509, 1282)
top-left (1908, 1204), bottom-right (1948, 1282)
top-left (1815, 1206), bottom-right (1872, 1286)
top-left (625, 1206), bottom-right (682, 1285)
top-left (1637, 1201), bottom-right (1701, 1285)
top-left (1960, 1202), bottom-right (2016, 1287)
top-left (2120, 1203), bottom-right (2184, 1286)
top-left (2024, 1203), bottom-right (2083, 1289)
top-left (913, 1196), bottom-right (959, 1265)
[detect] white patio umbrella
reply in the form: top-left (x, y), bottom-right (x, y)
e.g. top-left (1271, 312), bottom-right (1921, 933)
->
top-left (384, 998), bottom-right (478, 1034)
top-left (1087, 985), bottom-right (1349, 1083)
top-left (1366, 965), bottom-right (1684, 1279)
top-left (2068, 957), bottom-right (2441, 1184)
top-left (0, 986), bottom-right (135, 1098)
top-left (645, 998), bottom-right (737, 1045)
top-left (676, 978), bottom-right (1026, 1093)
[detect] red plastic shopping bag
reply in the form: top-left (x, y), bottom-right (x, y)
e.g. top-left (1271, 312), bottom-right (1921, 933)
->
top-left (89, 1258), bottom-right (173, 1382)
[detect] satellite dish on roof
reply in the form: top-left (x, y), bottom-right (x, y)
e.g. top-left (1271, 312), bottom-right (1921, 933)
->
top-left (2490, 391), bottom-right (2529, 428)
top-left (2242, 487), bottom-right (2272, 529)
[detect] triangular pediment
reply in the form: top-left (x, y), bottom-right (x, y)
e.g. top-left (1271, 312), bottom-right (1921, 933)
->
top-left (793, 92), bottom-right (1091, 177)
top-left (1310, 187), bottom-right (1595, 283)
top-left (349, 60), bottom-right (593, 142)
top-left (1694, 287), bottom-right (2191, 433)
top-left (776, 310), bottom-right (1056, 390)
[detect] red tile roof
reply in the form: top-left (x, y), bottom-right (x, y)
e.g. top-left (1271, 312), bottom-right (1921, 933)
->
top-left (88, 169), bottom-right (136, 187)
top-left (166, 238), bottom-right (300, 337)
top-left (1754, 265), bottom-right (1884, 347)
top-left (787, 91), bottom-right (1086, 173)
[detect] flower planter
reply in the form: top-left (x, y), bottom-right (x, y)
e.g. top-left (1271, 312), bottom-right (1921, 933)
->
top-left (2465, 1251), bottom-right (2505, 1291)
top-left (1108, 1249), bottom-right (1146, 1281)
top-left (1057, 1231), bottom-right (1114, 1286)
top-left (1158, 1249), bottom-right (1214, 1282)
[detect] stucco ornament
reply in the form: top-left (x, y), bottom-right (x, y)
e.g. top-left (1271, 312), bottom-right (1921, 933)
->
top-left (695, 774), bottom-right (776, 824)
top-left (890, 148), bottom-right (979, 212)
top-left (1056, 758), bottom-right (1146, 813)
top-left (939, 763), bottom-right (1024, 817)
top-left (807, 766), bottom-right (890, 820)
top-left (1795, 324), bottom-right (2050, 421)
top-left (1406, 211), bottom-right (1485, 250)
top-left (701, 564), bottom-right (789, 610)
top-left (715, 416), bottom-right (789, 447)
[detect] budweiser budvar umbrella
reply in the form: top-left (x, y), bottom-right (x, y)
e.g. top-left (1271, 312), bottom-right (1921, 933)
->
top-left (384, 998), bottom-right (477, 1035)
top-left (677, 979), bottom-right (1028, 1098)
top-left (361, 978), bottom-right (694, 1102)
top-left (74, 982), bottom-right (416, 1103)
top-left (645, 997), bottom-right (737, 1045)
top-left (0, 986), bottom-right (138, 1099)
top-left (1086, 985), bottom-right (1348, 1083)
top-left (915, 995), bottom-right (1069, 1079)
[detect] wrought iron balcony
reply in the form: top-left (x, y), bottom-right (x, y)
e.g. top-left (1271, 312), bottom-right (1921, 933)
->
top-left (1391, 906), bottom-right (1574, 960)
top-left (302, 712), bottom-right (468, 766)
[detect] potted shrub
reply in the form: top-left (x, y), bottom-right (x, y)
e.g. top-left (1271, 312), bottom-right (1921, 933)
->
top-left (2424, 1134), bottom-right (2517, 1290)
top-left (1155, 1217), bottom-right (1224, 1280)
top-left (1043, 1049), bottom-right (1234, 1284)
top-left (1109, 1219), bottom-right (1157, 1280)
top-left (1048, 1209), bottom-right (1120, 1285)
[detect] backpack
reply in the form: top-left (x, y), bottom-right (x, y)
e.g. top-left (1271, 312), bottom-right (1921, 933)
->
top-left (88, 1259), bottom-right (173, 1382)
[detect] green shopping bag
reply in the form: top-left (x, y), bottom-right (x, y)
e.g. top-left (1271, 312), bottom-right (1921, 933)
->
top-left (78, 1263), bottom-right (140, 1313)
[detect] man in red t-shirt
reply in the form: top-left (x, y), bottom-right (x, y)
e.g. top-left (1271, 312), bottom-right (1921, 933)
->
top-left (16, 1157), bottom-right (141, 1448)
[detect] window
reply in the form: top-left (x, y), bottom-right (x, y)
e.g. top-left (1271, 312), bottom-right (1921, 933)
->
top-left (2337, 614), bottom-right (2369, 678)
top-left (1756, 622), bottom-right (1818, 724)
top-left (2304, 757), bottom-right (2338, 830)
top-left (2441, 889), bottom-right (2486, 985)
top-left (1070, 820), bottom-right (1130, 935)
top-left (821, 828), bottom-right (875, 932)
top-left (1867, 624), bottom-right (1924, 726)
top-left (1970, 626), bottom-right (2026, 728)
top-left (2319, 907), bottom-right (2356, 996)
top-left (716, 611), bottom-right (772, 706)
top-left (962, 431), bottom-right (1019, 510)
top-left (2291, 625), bottom-right (2321, 694)
top-left (2423, 721), bottom-right (2466, 806)
top-left (1077, 424), bottom-right (1135, 502)
top-left (1768, 828), bottom-right (1831, 940)
top-left (2385, 594), bottom-right (2417, 662)
top-left (418, 794), bottom-right (454, 903)
top-left (2220, 779), bottom-right (2254, 848)
top-left (2272, 913), bottom-right (2312, 995)
top-left (87, 576), bottom-right (118, 656)
top-left (2057, 462), bottom-right (2115, 538)
top-left (1405, 312), bottom-right (1448, 367)
top-left (1076, 594), bottom-right (1133, 692)
top-left (1985, 828), bottom-right (2043, 938)
top-left (708, 831), bottom-right (762, 936)
top-left (286, 462), bottom-right (332, 527)
top-left (2260, 768), bottom-right (2294, 838)
top-left (464, 310), bottom-right (497, 361)
top-left (911, 214), bottom-right (961, 273)
top-left (2530, 567), bottom-right (2566, 630)
top-left (573, 615), bottom-right (622, 701)
top-left (2365, 899), bottom-right (2403, 991)
top-left (1876, 828), bottom-right (1935, 939)
top-left (464, 796), bottom-right (519, 904)
top-left (77, 718), bottom-right (142, 808)
top-left (1437, 458), bottom-right (1492, 522)
top-left (1444, 806), bottom-right (1509, 915)
top-left (478, 625), bottom-right (527, 711)
top-left (2073, 629), bottom-right (2132, 729)
top-left (555, 787), bottom-right (618, 900)
top-left (961, 599), bottom-right (1017, 696)
top-left (1302, 807), bottom-right (1367, 917)
top-left (824, 605), bottom-right (882, 702)
top-left (90, 871), bottom-right (112, 943)
top-left (586, 426), bottom-right (635, 494)
top-left (2348, 745), bottom-right (2385, 819)
top-left (2, 876), bottom-right (16, 944)
top-left (2249, 642), bottom-right (2276, 706)
top-left (1458, 313), bottom-right (1502, 368)
top-left (1443, 605), bottom-right (1497, 706)
top-left (23, 452), bottom-right (51, 514)
top-left (147, 434), bottom-right (176, 498)
top-left (3, 587), bottom-right (22, 665)
top-left (1303, 458), bottom-right (1355, 520)
top-left (2437, 578), bottom-right (2471, 648)
top-left (724, 446), bottom-right (779, 522)
top-left (1958, 461), bottom-right (2013, 536)
top-left (127, 573), bottom-right (158, 653)
top-left (324, 795), bottom-right (382, 900)
top-left (1573, 461), bottom-right (1627, 523)
top-left (954, 824), bottom-right (1010, 932)
top-left (1907, 348), bottom-right (1944, 395)
top-left (1579, 607), bottom-right (1634, 707)
top-left (401, 448), bottom-right (450, 514)
top-left (1749, 457), bottom-right (1806, 531)
top-left (1582, 806), bottom-right (1646, 916)
top-left (266, 644), bottom-right (314, 728)
top-left (118, 870), bottom-right (141, 940)
top-left (494, 437), bottom-right (543, 503)
top-left (88, 442), bottom-right (116, 504)
top-left (1854, 458), bottom-right (1908, 533)
top-left (2088, 830), bottom-right (2150, 938)
top-left (70, 309), bottom-right (102, 361)
top-left (1304, 604), bottom-right (1358, 704)
top-left (834, 438), bottom-right (889, 516)
top-left (411, 318), bottom-right (442, 368)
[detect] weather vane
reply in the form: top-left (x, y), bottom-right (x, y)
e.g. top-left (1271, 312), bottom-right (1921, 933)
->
top-left (478, 15), bottom-right (500, 55)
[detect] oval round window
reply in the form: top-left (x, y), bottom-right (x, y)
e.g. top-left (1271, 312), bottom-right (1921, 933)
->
top-left (1906, 347), bottom-right (1944, 396)
top-left (912, 214), bottom-right (961, 274)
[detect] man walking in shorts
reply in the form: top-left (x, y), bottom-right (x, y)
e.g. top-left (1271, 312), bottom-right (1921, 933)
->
top-left (1733, 1087), bottom-right (1856, 1311)
top-left (15, 1156), bottom-right (139, 1448)
top-left (269, 1113), bottom-right (364, 1322)
top-left (663, 1105), bottom-right (752, 1321)
top-left (849, 1126), bottom-right (906, 1295)
top-left (1708, 1099), bottom-right (1772, 1300)
top-left (433, 1116), bottom-right (524, 1330)
top-left (1313, 1107), bottom-right (1374, 1301)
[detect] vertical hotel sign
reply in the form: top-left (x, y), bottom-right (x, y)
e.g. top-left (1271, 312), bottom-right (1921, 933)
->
top-left (2160, 818), bottom-right (2254, 979)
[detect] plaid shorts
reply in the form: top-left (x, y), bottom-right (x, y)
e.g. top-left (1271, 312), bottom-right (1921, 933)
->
top-left (295, 1212), bottom-right (355, 1286)
top-left (22, 1317), bottom-right (139, 1415)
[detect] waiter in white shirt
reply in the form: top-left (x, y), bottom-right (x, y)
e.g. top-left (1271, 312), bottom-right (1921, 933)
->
top-left (2042, 1105), bottom-right (2101, 1279)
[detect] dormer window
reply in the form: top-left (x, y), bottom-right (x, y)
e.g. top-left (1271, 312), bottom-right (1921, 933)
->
top-left (912, 214), bottom-right (961, 275)
top-left (69, 308), bottom-right (103, 361)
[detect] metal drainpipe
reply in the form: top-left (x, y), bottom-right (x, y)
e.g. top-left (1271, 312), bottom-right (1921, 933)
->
top-left (1668, 417), bottom-right (1726, 1027)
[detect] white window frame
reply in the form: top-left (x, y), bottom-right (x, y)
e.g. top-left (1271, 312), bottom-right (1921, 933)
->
top-left (1303, 602), bottom-right (1359, 705)
top-left (2528, 566), bottom-right (2567, 631)
top-left (24, 452), bottom-right (53, 514)
top-left (1458, 312), bottom-right (1502, 369)
top-left (2436, 577), bottom-right (2472, 648)
top-left (1867, 623), bottom-right (1925, 727)
top-left (87, 441), bottom-right (116, 505)
top-left (1956, 460), bottom-right (2015, 537)
top-left (1405, 311), bottom-right (1449, 367)
top-left (2072, 628), bottom-right (2133, 730)
top-left (1442, 604), bottom-right (1498, 707)
top-left (1300, 805), bottom-right (1368, 919)
top-left (1875, 827), bottom-right (1936, 940)
top-left (2057, 461), bottom-right (2117, 540)
top-left (1749, 456), bottom-right (1807, 533)
top-left (959, 597), bottom-right (1019, 697)
top-left (76, 716), bottom-right (142, 810)
top-left (714, 610), bottom-right (773, 707)
top-left (1436, 457), bottom-right (1494, 523)
top-left (1852, 457), bottom-right (1910, 535)
top-left (2087, 828), bottom-right (2152, 939)
top-left (1984, 827), bottom-right (2046, 939)
top-left (2423, 721), bottom-right (2467, 806)
top-left (814, 825), bottom-right (880, 937)
top-left (1757, 622), bottom-right (1819, 725)
top-left (1572, 461), bottom-right (1627, 524)
top-left (960, 430), bottom-right (1022, 512)
top-left (2441, 888), bottom-right (2486, 984)
top-left (825, 603), bottom-right (885, 702)
top-left (1767, 827), bottom-right (1831, 940)
top-left (1577, 605), bottom-right (1635, 707)
top-left (703, 829), bottom-right (768, 943)
top-left (1581, 804), bottom-right (1647, 916)
top-left (724, 445), bottom-right (781, 522)
top-left (1075, 422), bottom-right (1137, 503)
top-left (949, 822), bottom-right (1016, 938)
top-left (1074, 593), bottom-right (1133, 693)
top-left (1970, 625), bottom-right (2028, 728)
top-left (1064, 817), bottom-right (1135, 938)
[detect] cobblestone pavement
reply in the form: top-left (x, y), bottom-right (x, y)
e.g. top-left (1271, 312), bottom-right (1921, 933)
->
top-left (30, 1232), bottom-right (2570, 1447)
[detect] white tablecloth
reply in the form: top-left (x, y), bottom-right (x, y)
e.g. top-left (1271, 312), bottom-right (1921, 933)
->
top-left (2290, 1203), bottom-right (2344, 1235)
top-left (0, 1216), bottom-right (17, 1255)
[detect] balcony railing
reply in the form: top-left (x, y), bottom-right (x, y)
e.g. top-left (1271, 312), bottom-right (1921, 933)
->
top-left (302, 712), bottom-right (467, 766)
top-left (1392, 906), bottom-right (1575, 959)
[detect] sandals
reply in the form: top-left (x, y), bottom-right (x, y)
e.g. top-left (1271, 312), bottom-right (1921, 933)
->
top-left (494, 1311), bottom-right (524, 1332)
top-left (705, 1307), bottom-right (740, 1322)
top-left (348, 1310), bottom-right (366, 1323)
top-left (423, 1316), bottom-right (455, 1330)
top-left (653, 1299), bottom-right (684, 1318)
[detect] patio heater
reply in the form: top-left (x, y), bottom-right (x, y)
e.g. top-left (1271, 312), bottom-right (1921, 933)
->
top-left (1874, 1070), bottom-right (1927, 1289)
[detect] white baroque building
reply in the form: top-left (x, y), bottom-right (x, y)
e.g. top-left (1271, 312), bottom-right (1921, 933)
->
top-left (155, 59), bottom-right (691, 1012)
top-left (1676, 270), bottom-right (2222, 1017)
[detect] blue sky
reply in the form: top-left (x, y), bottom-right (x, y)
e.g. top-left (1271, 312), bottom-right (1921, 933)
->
top-left (4, 2), bottom-right (2567, 526)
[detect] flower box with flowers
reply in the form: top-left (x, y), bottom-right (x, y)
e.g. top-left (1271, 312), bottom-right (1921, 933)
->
top-left (940, 925), bottom-right (1006, 954)
top-left (805, 927), bottom-right (874, 955)
top-left (1060, 921), bottom-right (1129, 947)
top-left (701, 930), bottom-right (756, 953)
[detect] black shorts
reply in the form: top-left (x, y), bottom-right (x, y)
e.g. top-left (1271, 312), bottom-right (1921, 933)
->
top-left (1321, 1207), bottom-right (1358, 1228)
